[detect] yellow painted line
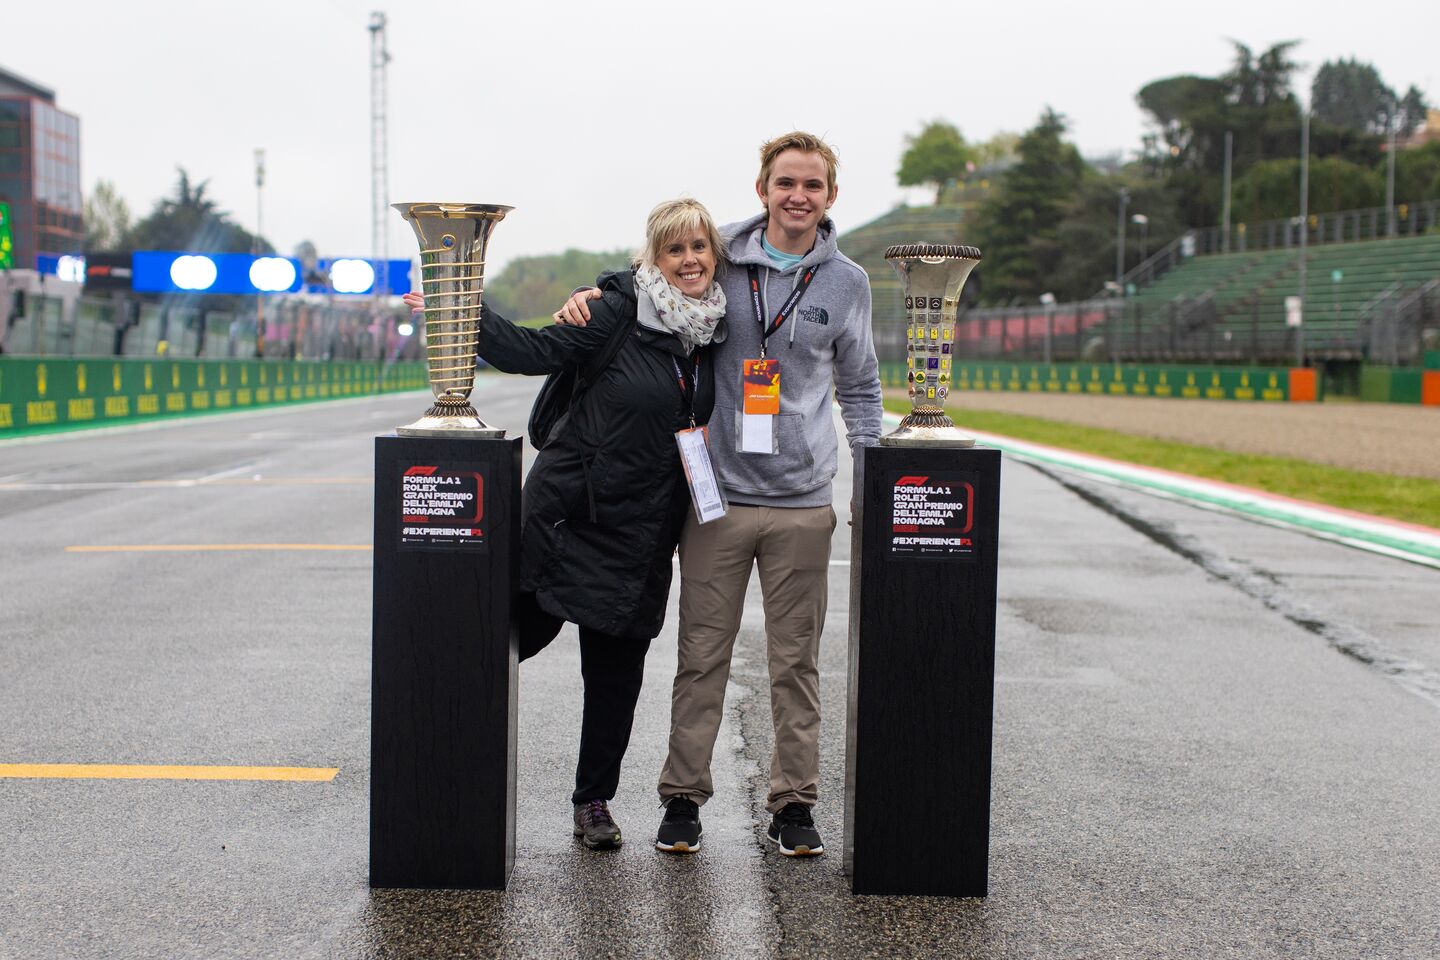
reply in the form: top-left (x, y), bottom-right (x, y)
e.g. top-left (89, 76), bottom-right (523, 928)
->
top-left (0, 763), bottom-right (339, 782)
top-left (66, 544), bottom-right (371, 552)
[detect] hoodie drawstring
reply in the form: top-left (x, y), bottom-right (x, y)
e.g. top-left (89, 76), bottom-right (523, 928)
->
top-left (760, 266), bottom-right (804, 350)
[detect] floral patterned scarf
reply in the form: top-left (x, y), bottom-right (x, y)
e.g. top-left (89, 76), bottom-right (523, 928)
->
top-left (632, 263), bottom-right (727, 354)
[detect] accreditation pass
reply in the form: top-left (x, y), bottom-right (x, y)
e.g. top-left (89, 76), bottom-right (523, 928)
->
top-left (675, 426), bottom-right (727, 524)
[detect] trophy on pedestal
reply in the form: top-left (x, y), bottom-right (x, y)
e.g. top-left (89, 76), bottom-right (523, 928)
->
top-left (373, 200), bottom-right (524, 890)
top-left (884, 243), bottom-right (982, 447)
top-left (392, 202), bottom-right (513, 438)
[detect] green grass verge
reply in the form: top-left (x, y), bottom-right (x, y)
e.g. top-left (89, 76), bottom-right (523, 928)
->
top-left (882, 399), bottom-right (1440, 528)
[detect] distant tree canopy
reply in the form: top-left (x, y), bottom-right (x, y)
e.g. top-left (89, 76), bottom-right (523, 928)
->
top-left (127, 168), bottom-right (270, 254)
top-left (78, 39), bottom-right (1433, 320)
top-left (970, 108), bottom-right (1084, 304)
top-left (1312, 58), bottom-right (1430, 136)
top-left (1135, 40), bottom-right (1309, 228)
top-left (1232, 156), bottom-right (1384, 222)
top-left (1224, 39), bottom-right (1301, 109)
top-left (897, 121), bottom-right (976, 203)
top-left (1394, 141), bottom-right (1440, 201)
top-left (484, 247), bottom-right (633, 321)
top-left (931, 40), bottom-right (1438, 306)
top-left (972, 132), bottom-right (1020, 172)
top-left (83, 180), bottom-right (133, 252)
top-left (1050, 174), bottom-right (1181, 302)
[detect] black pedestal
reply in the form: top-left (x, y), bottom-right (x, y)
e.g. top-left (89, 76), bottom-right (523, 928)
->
top-left (369, 434), bottom-right (522, 889)
top-left (844, 444), bottom-right (1001, 897)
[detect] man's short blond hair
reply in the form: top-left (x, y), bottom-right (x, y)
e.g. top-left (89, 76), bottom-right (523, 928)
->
top-left (634, 198), bottom-right (727, 270)
top-left (756, 131), bottom-right (839, 196)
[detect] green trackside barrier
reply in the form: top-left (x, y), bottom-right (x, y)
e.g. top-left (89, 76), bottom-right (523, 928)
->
top-left (0, 357), bottom-right (428, 436)
top-left (879, 361), bottom-right (1322, 402)
top-left (1360, 365), bottom-right (1392, 403)
top-left (1424, 351), bottom-right (1439, 371)
top-left (1360, 365), bottom-right (1427, 404)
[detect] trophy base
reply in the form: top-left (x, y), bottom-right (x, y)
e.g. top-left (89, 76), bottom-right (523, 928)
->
top-left (395, 416), bottom-right (506, 439)
top-left (880, 408), bottom-right (976, 448)
top-left (396, 400), bottom-right (506, 439)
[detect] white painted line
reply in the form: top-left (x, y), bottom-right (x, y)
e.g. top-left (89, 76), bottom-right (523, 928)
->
top-left (195, 461), bottom-right (265, 484)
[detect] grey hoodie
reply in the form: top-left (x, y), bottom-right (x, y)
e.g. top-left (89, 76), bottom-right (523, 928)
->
top-left (709, 213), bottom-right (882, 508)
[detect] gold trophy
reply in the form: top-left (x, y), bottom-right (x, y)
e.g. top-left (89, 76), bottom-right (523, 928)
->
top-left (393, 202), bottom-right (513, 437)
top-left (884, 243), bottom-right (982, 447)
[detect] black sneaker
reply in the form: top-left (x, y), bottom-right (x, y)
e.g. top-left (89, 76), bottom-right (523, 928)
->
top-left (573, 799), bottom-right (622, 850)
top-left (767, 802), bottom-right (823, 857)
top-left (655, 797), bottom-right (702, 853)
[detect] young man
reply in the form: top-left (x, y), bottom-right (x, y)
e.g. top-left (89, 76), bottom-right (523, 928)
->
top-left (560, 132), bottom-right (882, 857)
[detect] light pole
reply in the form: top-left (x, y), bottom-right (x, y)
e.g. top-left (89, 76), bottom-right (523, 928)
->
top-left (1115, 187), bottom-right (1130, 288)
top-left (1296, 104), bottom-right (1310, 369)
top-left (1385, 116), bottom-right (1398, 237)
top-left (1039, 291), bottom-right (1055, 365)
top-left (254, 148), bottom-right (266, 358)
top-left (1221, 130), bottom-right (1233, 253)
top-left (1131, 213), bottom-right (1150, 279)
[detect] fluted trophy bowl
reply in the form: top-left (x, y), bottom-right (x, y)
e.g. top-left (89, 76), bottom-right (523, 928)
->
top-left (393, 201), bottom-right (513, 438)
top-left (884, 242), bottom-right (983, 447)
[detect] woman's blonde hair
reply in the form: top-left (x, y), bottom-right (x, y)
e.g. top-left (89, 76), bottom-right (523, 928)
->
top-left (634, 198), bottom-right (727, 272)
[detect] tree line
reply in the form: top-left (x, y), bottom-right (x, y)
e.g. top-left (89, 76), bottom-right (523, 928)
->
top-left (897, 42), bottom-right (1438, 306)
top-left (83, 42), bottom-right (1436, 316)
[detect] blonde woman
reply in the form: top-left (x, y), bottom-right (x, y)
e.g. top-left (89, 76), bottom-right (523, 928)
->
top-left (404, 198), bottom-right (727, 850)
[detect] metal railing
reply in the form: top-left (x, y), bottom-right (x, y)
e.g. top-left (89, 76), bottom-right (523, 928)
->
top-left (1091, 198), bottom-right (1440, 300)
top-left (1365, 279), bottom-right (1440, 366)
top-left (1198, 199), bottom-right (1440, 255)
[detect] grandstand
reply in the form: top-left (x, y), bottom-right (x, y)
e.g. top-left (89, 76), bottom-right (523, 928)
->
top-left (882, 198), bottom-right (1440, 371)
top-left (1117, 233), bottom-right (1440, 364)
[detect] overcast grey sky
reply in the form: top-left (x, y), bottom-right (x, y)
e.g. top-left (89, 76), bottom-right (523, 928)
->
top-left (4, 0), bottom-right (1435, 272)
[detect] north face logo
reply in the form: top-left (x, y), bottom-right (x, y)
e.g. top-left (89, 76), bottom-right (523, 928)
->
top-left (799, 306), bottom-right (829, 326)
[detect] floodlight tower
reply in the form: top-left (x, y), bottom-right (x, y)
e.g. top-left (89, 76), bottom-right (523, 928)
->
top-left (369, 12), bottom-right (391, 310)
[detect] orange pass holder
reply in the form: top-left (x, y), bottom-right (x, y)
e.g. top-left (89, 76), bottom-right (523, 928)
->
top-left (742, 359), bottom-right (781, 415)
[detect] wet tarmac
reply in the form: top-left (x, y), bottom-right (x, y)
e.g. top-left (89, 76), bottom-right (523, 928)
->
top-left (1, 376), bottom-right (1437, 959)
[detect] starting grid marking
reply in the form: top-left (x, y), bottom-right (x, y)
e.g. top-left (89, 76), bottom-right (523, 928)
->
top-left (0, 763), bottom-right (339, 782)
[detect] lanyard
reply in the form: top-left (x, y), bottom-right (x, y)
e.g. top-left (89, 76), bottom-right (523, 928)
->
top-left (671, 354), bottom-right (701, 428)
top-left (747, 264), bottom-right (819, 358)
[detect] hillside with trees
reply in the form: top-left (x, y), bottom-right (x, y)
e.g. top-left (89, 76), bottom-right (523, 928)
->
top-left (483, 248), bottom-right (634, 322)
top-left (892, 40), bottom-right (1434, 307)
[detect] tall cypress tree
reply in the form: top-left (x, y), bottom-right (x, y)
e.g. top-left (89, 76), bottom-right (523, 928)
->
top-left (971, 108), bottom-right (1084, 305)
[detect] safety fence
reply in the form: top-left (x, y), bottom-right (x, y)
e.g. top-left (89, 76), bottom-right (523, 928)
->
top-left (0, 357), bottom-right (427, 436)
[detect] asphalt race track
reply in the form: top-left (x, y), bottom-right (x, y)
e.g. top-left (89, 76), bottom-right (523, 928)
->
top-left (2, 374), bottom-right (1437, 959)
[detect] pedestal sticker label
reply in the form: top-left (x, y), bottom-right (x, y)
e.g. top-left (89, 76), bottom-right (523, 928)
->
top-left (398, 462), bottom-right (487, 552)
top-left (887, 471), bottom-right (977, 561)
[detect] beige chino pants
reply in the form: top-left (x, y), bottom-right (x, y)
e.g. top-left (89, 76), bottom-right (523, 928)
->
top-left (659, 503), bottom-right (836, 814)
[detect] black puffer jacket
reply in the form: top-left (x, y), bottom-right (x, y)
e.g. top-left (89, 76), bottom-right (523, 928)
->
top-left (476, 271), bottom-right (717, 639)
